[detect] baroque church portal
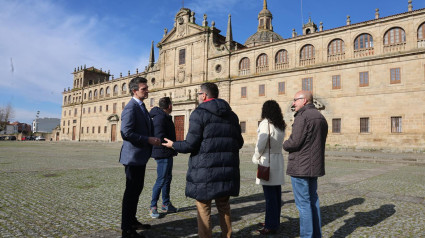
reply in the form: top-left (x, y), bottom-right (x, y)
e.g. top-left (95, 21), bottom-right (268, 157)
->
top-left (61, 0), bottom-right (425, 151)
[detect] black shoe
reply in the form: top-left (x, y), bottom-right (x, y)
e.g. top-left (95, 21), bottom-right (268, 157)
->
top-left (122, 229), bottom-right (145, 238)
top-left (132, 221), bottom-right (151, 230)
top-left (258, 227), bottom-right (277, 235)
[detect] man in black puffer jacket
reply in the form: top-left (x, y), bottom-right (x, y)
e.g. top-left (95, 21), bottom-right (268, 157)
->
top-left (163, 82), bottom-right (244, 238)
top-left (148, 97), bottom-right (178, 219)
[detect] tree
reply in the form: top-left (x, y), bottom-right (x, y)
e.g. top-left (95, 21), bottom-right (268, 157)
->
top-left (0, 103), bottom-right (14, 131)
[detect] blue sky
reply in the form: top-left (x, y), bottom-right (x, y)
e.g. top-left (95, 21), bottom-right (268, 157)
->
top-left (1, 0), bottom-right (423, 124)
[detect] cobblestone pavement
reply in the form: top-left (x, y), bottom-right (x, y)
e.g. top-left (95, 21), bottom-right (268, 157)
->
top-left (0, 141), bottom-right (424, 237)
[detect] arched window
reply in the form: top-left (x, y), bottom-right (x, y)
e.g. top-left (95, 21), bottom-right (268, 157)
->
top-left (418, 22), bottom-right (425, 40)
top-left (384, 27), bottom-right (406, 45)
top-left (256, 54), bottom-right (269, 73)
top-left (84, 93), bottom-right (86, 100)
top-left (88, 91), bottom-right (92, 99)
top-left (122, 83), bottom-right (127, 93)
top-left (100, 88), bottom-right (104, 96)
top-left (275, 50), bottom-right (288, 69)
top-left (354, 33), bottom-right (373, 50)
top-left (113, 85), bottom-right (118, 95)
top-left (94, 89), bottom-right (98, 98)
top-left (106, 86), bottom-right (110, 96)
top-left (64, 96), bottom-right (67, 104)
top-left (328, 39), bottom-right (345, 61)
top-left (300, 44), bottom-right (315, 66)
top-left (354, 33), bottom-right (374, 57)
top-left (68, 96), bottom-right (71, 103)
top-left (239, 57), bottom-right (250, 76)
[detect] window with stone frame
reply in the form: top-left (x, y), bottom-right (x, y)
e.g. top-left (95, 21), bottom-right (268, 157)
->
top-left (275, 50), bottom-right (288, 68)
top-left (302, 78), bottom-right (313, 91)
top-left (390, 68), bottom-right (401, 84)
top-left (259, 84), bottom-right (265, 96)
top-left (240, 121), bottom-right (246, 133)
top-left (74, 108), bottom-right (77, 116)
top-left (419, 22), bottom-right (425, 40)
top-left (278, 82), bottom-right (285, 95)
top-left (81, 127), bottom-right (84, 134)
top-left (384, 27), bottom-right (406, 45)
top-left (360, 117), bottom-right (369, 133)
top-left (359, 72), bottom-right (369, 87)
top-left (104, 126), bottom-right (107, 133)
top-left (300, 44), bottom-right (315, 60)
top-left (94, 106), bottom-right (96, 113)
top-left (241, 86), bottom-right (247, 98)
top-left (98, 126), bottom-right (101, 133)
top-left (391, 116), bottom-right (402, 133)
top-left (179, 49), bottom-right (186, 65)
top-left (86, 127), bottom-right (89, 133)
top-left (332, 118), bottom-right (341, 133)
top-left (354, 33), bottom-right (373, 50)
top-left (256, 54), bottom-right (269, 72)
top-left (99, 106), bottom-right (102, 112)
top-left (113, 103), bottom-right (117, 114)
top-left (92, 127), bottom-right (95, 133)
top-left (332, 75), bottom-right (341, 89)
top-left (122, 83), bottom-right (127, 93)
top-left (239, 57), bottom-right (250, 75)
top-left (88, 107), bottom-right (91, 113)
top-left (328, 39), bottom-right (345, 55)
top-left (106, 105), bottom-right (109, 112)
top-left (113, 85), bottom-right (118, 95)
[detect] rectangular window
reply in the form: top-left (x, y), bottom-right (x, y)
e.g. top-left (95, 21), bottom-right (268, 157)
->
top-left (63, 121), bottom-right (65, 126)
top-left (67, 128), bottom-right (69, 134)
top-left (106, 105), bottom-right (109, 112)
top-left (99, 106), bottom-right (102, 112)
top-left (390, 68), bottom-right (401, 84)
top-left (98, 126), bottom-right (101, 133)
top-left (86, 127), bottom-right (89, 133)
top-left (69, 110), bottom-right (71, 116)
top-left (74, 108), bottom-right (77, 116)
top-left (332, 118), bottom-right (341, 133)
top-left (64, 110), bottom-right (66, 116)
top-left (104, 126), bottom-right (107, 133)
top-left (81, 127), bottom-right (84, 134)
top-left (391, 116), bottom-right (402, 133)
top-left (92, 127), bottom-right (95, 133)
top-left (259, 84), bottom-right (265, 96)
top-left (113, 103), bottom-right (117, 114)
top-left (83, 108), bottom-right (85, 114)
top-left (63, 128), bottom-right (65, 133)
top-left (278, 82), bottom-right (285, 95)
top-left (94, 106), bottom-right (96, 113)
top-left (240, 121), bottom-right (246, 133)
top-left (302, 78), bottom-right (313, 91)
top-left (359, 71), bottom-right (369, 87)
top-left (179, 49), bottom-right (186, 65)
top-left (241, 87), bottom-right (247, 98)
top-left (332, 75), bottom-right (341, 89)
top-left (360, 117), bottom-right (369, 133)
top-left (88, 107), bottom-right (91, 114)
top-left (122, 102), bottom-right (125, 109)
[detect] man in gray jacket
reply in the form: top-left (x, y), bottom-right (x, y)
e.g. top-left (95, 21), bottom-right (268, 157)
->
top-left (283, 90), bottom-right (328, 238)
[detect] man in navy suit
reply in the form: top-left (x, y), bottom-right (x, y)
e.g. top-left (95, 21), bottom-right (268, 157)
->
top-left (120, 76), bottom-right (161, 238)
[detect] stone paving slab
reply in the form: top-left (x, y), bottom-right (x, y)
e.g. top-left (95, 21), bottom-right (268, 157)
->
top-left (0, 141), bottom-right (424, 237)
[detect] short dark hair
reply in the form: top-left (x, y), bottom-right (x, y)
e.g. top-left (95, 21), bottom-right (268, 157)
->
top-left (200, 82), bottom-right (219, 98)
top-left (159, 97), bottom-right (172, 109)
top-left (129, 77), bottom-right (147, 96)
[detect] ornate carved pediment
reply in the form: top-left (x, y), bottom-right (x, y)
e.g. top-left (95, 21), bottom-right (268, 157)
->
top-left (178, 70), bottom-right (185, 83)
top-left (107, 114), bottom-right (119, 122)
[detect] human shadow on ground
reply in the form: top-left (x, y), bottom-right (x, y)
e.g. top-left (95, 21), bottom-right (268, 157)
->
top-left (145, 191), bottom-right (293, 237)
top-left (331, 204), bottom-right (396, 238)
top-left (234, 197), bottom-right (365, 237)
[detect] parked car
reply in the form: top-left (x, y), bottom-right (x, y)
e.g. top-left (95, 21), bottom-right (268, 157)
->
top-left (27, 136), bottom-right (36, 141)
top-left (0, 136), bottom-right (5, 141)
top-left (35, 136), bottom-right (46, 141)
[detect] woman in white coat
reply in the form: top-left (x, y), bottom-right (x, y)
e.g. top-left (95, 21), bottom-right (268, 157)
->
top-left (252, 100), bottom-right (286, 235)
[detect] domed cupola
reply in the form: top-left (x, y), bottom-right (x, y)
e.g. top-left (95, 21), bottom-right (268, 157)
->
top-left (245, 0), bottom-right (283, 47)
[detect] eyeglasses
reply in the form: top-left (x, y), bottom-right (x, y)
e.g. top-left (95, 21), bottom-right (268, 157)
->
top-left (293, 97), bottom-right (304, 102)
top-left (197, 92), bottom-right (205, 95)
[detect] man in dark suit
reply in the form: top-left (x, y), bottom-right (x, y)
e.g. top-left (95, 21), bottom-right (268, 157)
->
top-left (120, 76), bottom-right (161, 238)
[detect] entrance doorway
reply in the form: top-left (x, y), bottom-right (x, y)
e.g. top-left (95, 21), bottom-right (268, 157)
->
top-left (111, 124), bottom-right (117, 142)
top-left (174, 115), bottom-right (185, 141)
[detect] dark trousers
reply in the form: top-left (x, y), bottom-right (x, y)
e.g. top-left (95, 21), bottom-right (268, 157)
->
top-left (262, 185), bottom-right (282, 230)
top-left (121, 165), bottom-right (146, 230)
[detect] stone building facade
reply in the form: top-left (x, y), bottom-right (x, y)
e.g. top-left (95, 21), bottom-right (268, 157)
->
top-left (61, 1), bottom-right (425, 151)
